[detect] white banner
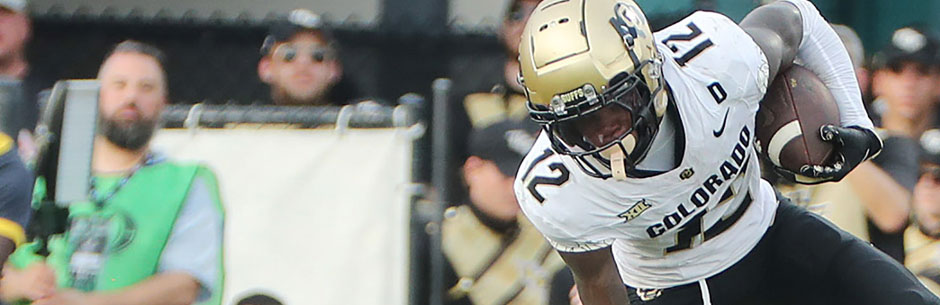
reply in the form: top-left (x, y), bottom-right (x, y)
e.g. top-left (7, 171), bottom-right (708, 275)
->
top-left (152, 128), bottom-right (414, 305)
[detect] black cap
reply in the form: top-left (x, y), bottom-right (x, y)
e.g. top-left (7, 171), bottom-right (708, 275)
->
top-left (921, 129), bottom-right (940, 166)
top-left (872, 27), bottom-right (940, 70)
top-left (468, 120), bottom-right (539, 177)
top-left (260, 9), bottom-right (332, 55)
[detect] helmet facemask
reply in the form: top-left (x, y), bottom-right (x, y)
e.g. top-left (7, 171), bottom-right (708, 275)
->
top-left (528, 59), bottom-right (665, 180)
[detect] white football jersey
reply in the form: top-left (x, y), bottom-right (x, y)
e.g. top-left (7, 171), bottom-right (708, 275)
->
top-left (514, 11), bottom-right (778, 289)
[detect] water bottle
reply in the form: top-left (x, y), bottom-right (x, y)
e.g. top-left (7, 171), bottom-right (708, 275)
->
top-left (68, 215), bottom-right (109, 291)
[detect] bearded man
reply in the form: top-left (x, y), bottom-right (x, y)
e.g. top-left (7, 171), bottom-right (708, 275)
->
top-left (1, 40), bottom-right (224, 305)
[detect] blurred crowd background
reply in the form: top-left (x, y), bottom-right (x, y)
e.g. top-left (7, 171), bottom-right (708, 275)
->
top-left (3, 0), bottom-right (940, 304)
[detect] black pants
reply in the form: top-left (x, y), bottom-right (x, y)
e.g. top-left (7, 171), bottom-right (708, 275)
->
top-left (625, 195), bottom-right (940, 305)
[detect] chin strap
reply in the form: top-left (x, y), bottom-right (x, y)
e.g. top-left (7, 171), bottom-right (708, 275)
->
top-left (611, 150), bottom-right (628, 181)
top-left (606, 134), bottom-right (638, 181)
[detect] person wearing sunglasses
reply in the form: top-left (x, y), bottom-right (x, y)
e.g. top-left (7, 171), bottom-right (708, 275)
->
top-left (871, 26), bottom-right (940, 139)
top-left (258, 9), bottom-right (344, 106)
top-left (905, 129), bottom-right (940, 296)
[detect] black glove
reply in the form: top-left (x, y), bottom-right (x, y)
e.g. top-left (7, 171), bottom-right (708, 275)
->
top-left (794, 125), bottom-right (882, 184)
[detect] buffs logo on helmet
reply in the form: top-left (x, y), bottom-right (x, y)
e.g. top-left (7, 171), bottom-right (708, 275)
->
top-left (518, 0), bottom-right (668, 180)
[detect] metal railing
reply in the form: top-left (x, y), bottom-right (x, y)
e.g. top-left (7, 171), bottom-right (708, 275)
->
top-left (159, 102), bottom-right (416, 129)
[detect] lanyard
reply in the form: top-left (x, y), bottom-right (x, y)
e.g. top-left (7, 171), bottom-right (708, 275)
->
top-left (88, 153), bottom-right (155, 209)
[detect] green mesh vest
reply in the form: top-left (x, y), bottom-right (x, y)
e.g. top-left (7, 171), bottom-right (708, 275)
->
top-left (10, 161), bottom-right (224, 305)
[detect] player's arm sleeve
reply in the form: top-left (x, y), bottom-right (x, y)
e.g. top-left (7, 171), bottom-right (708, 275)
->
top-left (158, 175), bottom-right (223, 302)
top-left (784, 0), bottom-right (874, 131)
top-left (0, 146), bottom-right (34, 247)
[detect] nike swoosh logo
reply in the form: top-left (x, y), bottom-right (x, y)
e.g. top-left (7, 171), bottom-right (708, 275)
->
top-left (713, 109), bottom-right (730, 137)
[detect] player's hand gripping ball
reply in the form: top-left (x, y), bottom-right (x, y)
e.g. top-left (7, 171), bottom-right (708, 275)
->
top-left (797, 125), bottom-right (882, 183)
top-left (755, 65), bottom-right (881, 184)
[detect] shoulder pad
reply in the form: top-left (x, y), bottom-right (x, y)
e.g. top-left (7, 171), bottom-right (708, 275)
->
top-left (514, 148), bottom-right (615, 252)
top-left (657, 11), bottom-right (770, 105)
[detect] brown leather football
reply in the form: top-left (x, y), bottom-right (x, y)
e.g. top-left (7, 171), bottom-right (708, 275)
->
top-left (755, 65), bottom-right (841, 174)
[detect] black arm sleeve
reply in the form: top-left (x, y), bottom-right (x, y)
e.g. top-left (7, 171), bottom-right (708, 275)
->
top-left (871, 135), bottom-right (920, 191)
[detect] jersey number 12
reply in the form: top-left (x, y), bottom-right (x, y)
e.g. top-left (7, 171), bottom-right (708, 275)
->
top-left (522, 149), bottom-right (570, 204)
top-left (661, 22), bottom-right (714, 66)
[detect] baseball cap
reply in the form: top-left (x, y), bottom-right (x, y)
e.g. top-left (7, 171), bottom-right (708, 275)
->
top-left (468, 120), bottom-right (539, 177)
top-left (872, 27), bottom-right (940, 71)
top-left (260, 9), bottom-right (332, 55)
top-left (0, 0), bottom-right (26, 13)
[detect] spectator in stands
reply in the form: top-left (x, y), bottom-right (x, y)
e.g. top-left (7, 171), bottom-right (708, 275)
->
top-left (0, 40), bottom-right (224, 305)
top-left (871, 26), bottom-right (940, 138)
top-left (258, 9), bottom-right (353, 106)
top-left (445, 0), bottom-right (541, 210)
top-left (769, 25), bottom-right (919, 263)
top-left (0, 0), bottom-right (37, 156)
top-left (460, 0), bottom-right (539, 124)
top-left (0, 131), bottom-right (32, 271)
top-left (443, 118), bottom-right (568, 305)
top-left (498, 0), bottom-right (537, 96)
top-left (905, 128), bottom-right (940, 295)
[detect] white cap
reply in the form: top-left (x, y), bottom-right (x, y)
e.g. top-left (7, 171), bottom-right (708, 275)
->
top-left (0, 0), bottom-right (26, 13)
top-left (892, 27), bottom-right (928, 53)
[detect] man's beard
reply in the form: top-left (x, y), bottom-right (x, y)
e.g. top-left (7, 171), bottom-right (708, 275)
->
top-left (98, 115), bottom-right (157, 151)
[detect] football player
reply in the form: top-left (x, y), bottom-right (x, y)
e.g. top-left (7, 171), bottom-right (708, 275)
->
top-left (513, 0), bottom-right (939, 304)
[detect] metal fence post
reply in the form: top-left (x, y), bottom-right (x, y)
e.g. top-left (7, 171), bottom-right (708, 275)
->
top-left (429, 78), bottom-right (452, 305)
top-left (398, 93), bottom-right (430, 305)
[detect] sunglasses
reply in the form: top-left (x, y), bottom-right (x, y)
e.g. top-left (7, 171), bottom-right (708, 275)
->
top-left (272, 44), bottom-right (335, 63)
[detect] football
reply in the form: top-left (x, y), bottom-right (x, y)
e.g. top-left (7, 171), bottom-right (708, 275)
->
top-left (755, 65), bottom-right (841, 176)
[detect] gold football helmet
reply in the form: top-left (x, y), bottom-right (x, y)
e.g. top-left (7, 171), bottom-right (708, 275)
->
top-left (518, 0), bottom-right (667, 180)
